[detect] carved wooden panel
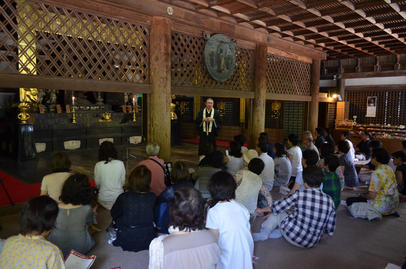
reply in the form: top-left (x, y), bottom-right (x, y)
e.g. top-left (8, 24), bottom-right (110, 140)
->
top-left (0, 0), bottom-right (149, 83)
top-left (266, 54), bottom-right (311, 96)
top-left (171, 32), bottom-right (254, 91)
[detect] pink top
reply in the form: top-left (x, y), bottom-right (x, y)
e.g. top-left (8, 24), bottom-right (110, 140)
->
top-left (137, 156), bottom-right (166, 196)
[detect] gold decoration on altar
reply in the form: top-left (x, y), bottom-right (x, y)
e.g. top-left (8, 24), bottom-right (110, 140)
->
top-left (18, 102), bottom-right (31, 123)
top-left (99, 112), bottom-right (112, 122)
top-left (218, 101), bottom-right (226, 118)
top-left (170, 103), bottom-right (178, 120)
top-left (271, 101), bottom-right (281, 119)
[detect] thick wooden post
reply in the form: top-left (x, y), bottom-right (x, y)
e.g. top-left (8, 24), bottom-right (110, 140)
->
top-left (150, 17), bottom-right (171, 161)
top-left (250, 44), bottom-right (267, 148)
top-left (309, 59), bottom-right (321, 133)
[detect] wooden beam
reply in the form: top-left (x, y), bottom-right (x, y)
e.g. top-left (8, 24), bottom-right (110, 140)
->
top-left (172, 86), bottom-right (255, 98)
top-left (266, 93), bottom-right (312, 101)
top-left (0, 73), bottom-right (152, 93)
top-left (341, 69), bottom-right (406, 79)
top-left (309, 59), bottom-right (321, 133)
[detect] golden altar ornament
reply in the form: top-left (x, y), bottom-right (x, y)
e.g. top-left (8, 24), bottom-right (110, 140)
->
top-left (18, 102), bottom-right (31, 124)
top-left (99, 112), bottom-right (112, 122)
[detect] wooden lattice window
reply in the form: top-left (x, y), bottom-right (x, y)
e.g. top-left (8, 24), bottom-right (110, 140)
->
top-left (283, 101), bottom-right (305, 138)
top-left (0, 0), bottom-right (149, 83)
top-left (266, 54), bottom-right (311, 96)
top-left (171, 32), bottom-right (254, 91)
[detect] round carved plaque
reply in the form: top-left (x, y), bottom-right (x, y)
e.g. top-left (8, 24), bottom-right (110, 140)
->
top-left (204, 34), bottom-right (236, 82)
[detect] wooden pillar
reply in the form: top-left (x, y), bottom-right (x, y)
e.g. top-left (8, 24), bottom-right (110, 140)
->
top-left (250, 44), bottom-right (267, 148)
top-left (150, 17), bottom-right (171, 161)
top-left (309, 59), bottom-right (321, 133)
top-left (338, 77), bottom-right (345, 101)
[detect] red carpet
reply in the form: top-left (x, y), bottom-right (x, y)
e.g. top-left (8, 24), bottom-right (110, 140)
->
top-left (0, 170), bottom-right (41, 207)
top-left (183, 138), bottom-right (230, 147)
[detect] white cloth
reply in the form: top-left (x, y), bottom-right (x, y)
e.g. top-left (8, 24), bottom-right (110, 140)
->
top-left (226, 156), bottom-right (245, 176)
top-left (346, 139), bottom-right (356, 161)
top-left (149, 234), bottom-right (169, 269)
top-left (259, 153), bottom-right (275, 190)
top-left (235, 170), bottom-right (263, 214)
top-left (206, 200), bottom-right (253, 269)
top-left (287, 146), bottom-right (303, 177)
top-left (94, 160), bottom-right (126, 210)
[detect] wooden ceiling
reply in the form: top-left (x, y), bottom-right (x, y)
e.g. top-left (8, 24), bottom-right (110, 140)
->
top-left (157, 0), bottom-right (406, 59)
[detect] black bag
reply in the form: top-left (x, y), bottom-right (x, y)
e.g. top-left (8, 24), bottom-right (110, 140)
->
top-left (149, 158), bottom-right (172, 186)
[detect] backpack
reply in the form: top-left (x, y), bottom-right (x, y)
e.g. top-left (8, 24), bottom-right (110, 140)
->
top-left (149, 158), bottom-right (172, 186)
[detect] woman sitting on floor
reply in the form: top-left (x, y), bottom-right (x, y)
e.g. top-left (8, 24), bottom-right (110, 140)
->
top-left (273, 143), bottom-right (292, 188)
top-left (393, 151), bottom-right (406, 202)
top-left (149, 187), bottom-right (220, 269)
top-left (111, 165), bottom-right (156, 252)
top-left (41, 152), bottom-right (72, 202)
top-left (193, 151), bottom-right (224, 198)
top-left (48, 173), bottom-right (97, 257)
top-left (338, 140), bottom-right (359, 188)
top-left (346, 148), bottom-right (399, 220)
top-left (226, 141), bottom-right (245, 177)
top-left (94, 141), bottom-right (126, 210)
top-left (0, 196), bottom-right (65, 268)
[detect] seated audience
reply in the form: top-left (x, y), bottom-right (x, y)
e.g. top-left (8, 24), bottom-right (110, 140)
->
top-left (356, 131), bottom-right (371, 160)
top-left (324, 128), bottom-right (336, 147)
top-left (235, 158), bottom-right (272, 214)
top-left (258, 143), bottom-right (275, 190)
top-left (48, 174), bottom-right (97, 257)
top-left (392, 151), bottom-right (406, 202)
top-left (322, 156), bottom-right (341, 209)
top-left (338, 140), bottom-right (359, 187)
top-left (253, 167), bottom-right (336, 248)
top-left (302, 135), bottom-right (319, 157)
top-left (234, 134), bottom-right (248, 153)
top-left (149, 187), bottom-right (220, 269)
top-left (94, 141), bottom-right (126, 210)
top-left (273, 143), bottom-right (292, 187)
top-left (366, 140), bottom-right (383, 170)
top-left (41, 152), bottom-right (72, 202)
top-left (111, 166), bottom-right (156, 251)
top-left (206, 171), bottom-right (254, 269)
top-left (226, 141), bottom-right (245, 176)
top-left (258, 132), bottom-right (275, 158)
top-left (288, 149), bottom-right (319, 195)
top-left (315, 127), bottom-right (325, 150)
top-left (0, 196), bottom-right (65, 268)
top-left (193, 151), bottom-right (224, 198)
top-left (287, 134), bottom-right (303, 184)
top-left (137, 142), bottom-right (166, 196)
top-left (347, 148), bottom-right (399, 218)
top-left (340, 131), bottom-right (355, 160)
top-left (318, 143), bottom-right (344, 188)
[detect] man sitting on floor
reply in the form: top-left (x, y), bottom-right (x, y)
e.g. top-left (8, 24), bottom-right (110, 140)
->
top-left (253, 167), bottom-right (336, 248)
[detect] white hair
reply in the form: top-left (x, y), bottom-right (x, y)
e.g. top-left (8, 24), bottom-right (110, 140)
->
top-left (146, 142), bottom-right (160, 156)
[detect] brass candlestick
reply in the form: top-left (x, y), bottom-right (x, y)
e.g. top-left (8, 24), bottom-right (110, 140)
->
top-left (132, 105), bottom-right (137, 122)
top-left (72, 105), bottom-right (77, 124)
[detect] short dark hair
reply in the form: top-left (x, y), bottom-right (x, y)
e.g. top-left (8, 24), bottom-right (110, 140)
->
top-left (320, 143), bottom-right (335, 159)
top-left (392, 151), bottom-right (406, 162)
top-left (337, 140), bottom-right (350, 154)
top-left (49, 152), bottom-right (71, 172)
top-left (98, 141), bottom-right (118, 163)
top-left (248, 158), bottom-right (265, 175)
top-left (127, 165), bottom-right (151, 192)
top-left (288, 134), bottom-right (299, 146)
top-left (369, 140), bottom-right (382, 150)
top-left (209, 151), bottom-right (224, 169)
top-left (258, 143), bottom-right (268, 153)
top-left (274, 143), bottom-right (287, 158)
top-left (325, 155), bottom-right (340, 172)
top-left (258, 132), bottom-right (269, 144)
top-left (316, 127), bottom-right (325, 136)
top-left (229, 141), bottom-right (242, 158)
top-left (233, 134), bottom-right (246, 146)
top-left (302, 150), bottom-right (319, 167)
top-left (303, 167), bottom-right (324, 187)
top-left (169, 187), bottom-right (205, 231)
top-left (342, 131), bottom-right (350, 139)
top-left (60, 174), bottom-right (97, 205)
top-left (171, 161), bottom-right (190, 184)
top-left (208, 171), bottom-right (236, 207)
top-left (402, 140), bottom-right (406, 149)
top-left (362, 130), bottom-right (371, 139)
top-left (372, 148), bottom-right (390, 165)
top-left (20, 196), bottom-right (59, 235)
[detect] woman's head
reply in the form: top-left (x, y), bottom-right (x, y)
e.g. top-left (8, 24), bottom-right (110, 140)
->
top-left (20, 196), bottom-right (59, 235)
top-left (288, 134), bottom-right (299, 146)
top-left (316, 127), bottom-right (325, 136)
top-left (233, 134), bottom-right (246, 147)
top-left (302, 150), bottom-right (319, 168)
top-left (248, 158), bottom-right (264, 175)
top-left (98, 141), bottom-right (118, 163)
top-left (371, 148), bottom-right (390, 166)
top-left (146, 142), bottom-right (160, 157)
top-left (274, 143), bottom-right (287, 157)
top-left (169, 187), bottom-right (205, 231)
top-left (208, 171), bottom-right (236, 206)
top-left (337, 140), bottom-right (350, 154)
top-left (49, 152), bottom-right (71, 172)
top-left (258, 132), bottom-right (269, 144)
top-left (127, 165), bottom-right (151, 192)
top-left (60, 173), bottom-right (97, 205)
top-left (393, 151), bottom-right (406, 166)
top-left (229, 141), bottom-right (242, 158)
top-left (171, 161), bottom-right (190, 185)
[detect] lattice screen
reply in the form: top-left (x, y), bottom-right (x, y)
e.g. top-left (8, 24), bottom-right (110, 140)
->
top-left (346, 89), bottom-right (406, 125)
top-left (0, 0), bottom-right (149, 83)
top-left (283, 101), bottom-right (305, 138)
top-left (266, 54), bottom-right (311, 96)
top-left (171, 32), bottom-right (254, 91)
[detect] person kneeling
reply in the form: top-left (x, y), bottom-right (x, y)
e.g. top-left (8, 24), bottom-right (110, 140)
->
top-left (253, 167), bottom-right (336, 248)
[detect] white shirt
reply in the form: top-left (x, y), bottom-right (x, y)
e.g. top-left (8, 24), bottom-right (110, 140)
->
top-left (94, 159), bottom-right (126, 210)
top-left (287, 146), bottom-right (303, 177)
top-left (346, 139), bottom-right (356, 161)
top-left (259, 152), bottom-right (275, 190)
top-left (41, 172), bottom-right (72, 202)
top-left (226, 156), bottom-right (245, 176)
top-left (206, 200), bottom-right (253, 269)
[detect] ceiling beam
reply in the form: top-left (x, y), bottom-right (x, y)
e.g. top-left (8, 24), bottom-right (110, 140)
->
top-left (384, 0), bottom-right (406, 20)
